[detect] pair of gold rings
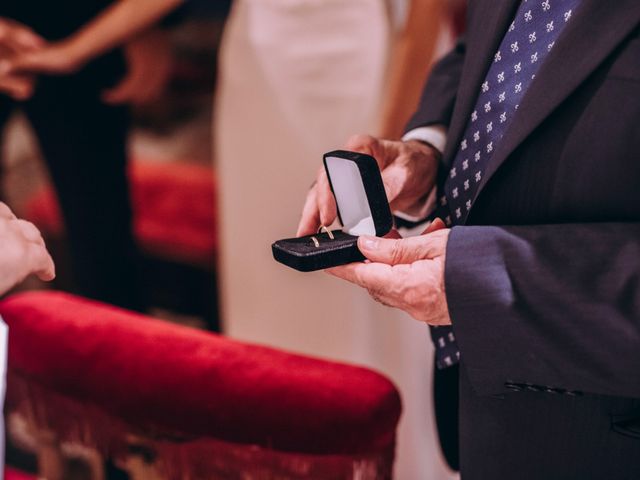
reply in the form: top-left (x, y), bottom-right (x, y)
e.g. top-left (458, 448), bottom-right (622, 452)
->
top-left (311, 225), bottom-right (334, 248)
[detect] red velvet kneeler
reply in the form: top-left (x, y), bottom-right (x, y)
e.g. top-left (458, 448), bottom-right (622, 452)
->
top-left (25, 161), bottom-right (217, 265)
top-left (4, 467), bottom-right (36, 480)
top-left (0, 292), bottom-right (402, 479)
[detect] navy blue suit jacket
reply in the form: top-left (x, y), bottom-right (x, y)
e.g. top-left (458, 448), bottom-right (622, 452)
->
top-left (407, 1), bottom-right (640, 477)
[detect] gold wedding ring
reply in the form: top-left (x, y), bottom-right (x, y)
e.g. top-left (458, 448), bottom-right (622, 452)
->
top-left (318, 225), bottom-right (335, 240)
top-left (310, 236), bottom-right (320, 248)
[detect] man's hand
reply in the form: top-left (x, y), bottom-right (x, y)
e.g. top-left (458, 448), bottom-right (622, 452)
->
top-left (0, 203), bottom-right (55, 296)
top-left (102, 28), bottom-right (173, 105)
top-left (296, 134), bottom-right (440, 236)
top-left (327, 219), bottom-right (451, 325)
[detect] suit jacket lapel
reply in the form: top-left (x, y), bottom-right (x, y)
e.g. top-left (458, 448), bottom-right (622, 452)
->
top-left (442, 0), bottom-right (520, 166)
top-left (472, 0), bottom-right (640, 204)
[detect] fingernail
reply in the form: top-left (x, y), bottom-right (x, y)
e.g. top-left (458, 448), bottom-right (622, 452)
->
top-left (360, 236), bottom-right (379, 251)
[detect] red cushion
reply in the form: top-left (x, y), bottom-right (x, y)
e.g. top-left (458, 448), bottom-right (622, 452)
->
top-left (1, 291), bottom-right (401, 456)
top-left (24, 161), bottom-right (217, 265)
top-left (4, 467), bottom-right (36, 480)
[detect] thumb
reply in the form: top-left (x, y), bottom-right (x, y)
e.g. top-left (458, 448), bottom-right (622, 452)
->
top-left (358, 235), bottom-right (424, 265)
top-left (358, 218), bottom-right (449, 265)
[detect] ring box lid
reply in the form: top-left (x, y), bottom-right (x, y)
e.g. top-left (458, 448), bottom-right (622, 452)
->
top-left (323, 150), bottom-right (393, 237)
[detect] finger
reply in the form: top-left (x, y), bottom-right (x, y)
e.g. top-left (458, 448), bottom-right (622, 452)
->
top-left (127, 73), bottom-right (169, 106)
top-left (344, 134), bottom-right (378, 156)
top-left (14, 219), bottom-right (45, 245)
top-left (3, 50), bottom-right (56, 75)
top-left (1, 52), bottom-right (36, 75)
top-left (12, 28), bottom-right (46, 51)
top-left (0, 202), bottom-right (17, 220)
top-left (344, 135), bottom-right (406, 203)
top-left (380, 161), bottom-right (408, 204)
top-left (101, 75), bottom-right (137, 104)
top-left (421, 217), bottom-right (446, 235)
top-left (296, 187), bottom-right (321, 237)
top-left (326, 261), bottom-right (391, 291)
top-left (28, 243), bottom-right (55, 282)
top-left (316, 169), bottom-right (337, 227)
top-left (0, 74), bottom-right (35, 100)
top-left (0, 20), bottom-right (45, 52)
top-left (357, 234), bottom-right (444, 265)
top-left (343, 134), bottom-right (399, 170)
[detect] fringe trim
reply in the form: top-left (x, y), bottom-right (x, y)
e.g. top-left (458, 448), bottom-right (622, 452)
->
top-left (7, 370), bottom-right (395, 479)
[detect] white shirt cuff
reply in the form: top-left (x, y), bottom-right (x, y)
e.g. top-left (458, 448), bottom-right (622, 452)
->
top-left (401, 125), bottom-right (448, 155)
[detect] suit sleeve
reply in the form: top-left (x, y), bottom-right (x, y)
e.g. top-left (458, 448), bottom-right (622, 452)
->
top-left (405, 35), bottom-right (466, 132)
top-left (446, 223), bottom-right (640, 398)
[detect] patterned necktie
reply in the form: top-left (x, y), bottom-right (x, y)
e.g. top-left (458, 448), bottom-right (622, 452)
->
top-left (431, 0), bottom-right (581, 369)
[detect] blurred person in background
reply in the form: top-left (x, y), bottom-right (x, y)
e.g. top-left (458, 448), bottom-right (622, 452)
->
top-left (0, 0), bottom-right (179, 312)
top-left (215, 1), bottom-right (460, 478)
top-left (0, 5), bottom-right (177, 476)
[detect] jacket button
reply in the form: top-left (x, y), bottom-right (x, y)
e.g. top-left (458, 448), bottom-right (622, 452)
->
top-left (565, 389), bottom-right (583, 396)
top-left (504, 382), bottom-right (523, 392)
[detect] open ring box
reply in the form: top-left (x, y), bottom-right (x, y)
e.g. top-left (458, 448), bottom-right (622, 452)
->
top-left (272, 150), bottom-right (393, 272)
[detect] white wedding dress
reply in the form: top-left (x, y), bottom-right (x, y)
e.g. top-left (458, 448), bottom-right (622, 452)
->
top-left (215, 1), bottom-right (457, 478)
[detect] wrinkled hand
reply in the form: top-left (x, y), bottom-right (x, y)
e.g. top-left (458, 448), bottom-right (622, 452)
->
top-left (0, 17), bottom-right (45, 99)
top-left (0, 202), bottom-right (55, 295)
top-left (327, 218), bottom-right (451, 325)
top-left (297, 134), bottom-right (440, 236)
top-left (102, 28), bottom-right (173, 105)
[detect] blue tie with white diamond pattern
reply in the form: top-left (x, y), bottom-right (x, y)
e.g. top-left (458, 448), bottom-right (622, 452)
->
top-left (431, 0), bottom-right (582, 369)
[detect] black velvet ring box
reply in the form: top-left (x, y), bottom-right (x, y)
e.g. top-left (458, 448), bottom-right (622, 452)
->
top-left (272, 150), bottom-right (393, 272)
